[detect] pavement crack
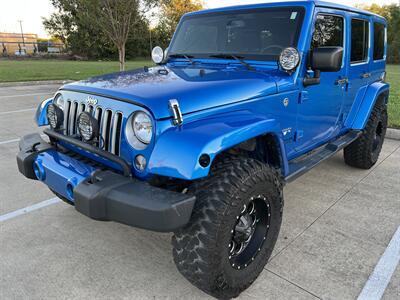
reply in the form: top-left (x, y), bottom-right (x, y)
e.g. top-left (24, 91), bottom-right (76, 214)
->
top-left (265, 269), bottom-right (322, 299)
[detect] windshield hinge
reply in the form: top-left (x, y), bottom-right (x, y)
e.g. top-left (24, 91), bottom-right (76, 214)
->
top-left (169, 99), bottom-right (183, 126)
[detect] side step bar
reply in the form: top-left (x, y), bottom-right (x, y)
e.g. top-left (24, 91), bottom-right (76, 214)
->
top-left (285, 130), bottom-right (362, 182)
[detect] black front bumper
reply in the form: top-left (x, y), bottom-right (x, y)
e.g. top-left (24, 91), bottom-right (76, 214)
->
top-left (17, 133), bottom-right (196, 232)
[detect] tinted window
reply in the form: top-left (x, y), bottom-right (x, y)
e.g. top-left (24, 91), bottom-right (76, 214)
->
top-left (169, 7), bottom-right (305, 60)
top-left (351, 19), bottom-right (369, 63)
top-left (373, 22), bottom-right (385, 60)
top-left (312, 14), bottom-right (344, 49)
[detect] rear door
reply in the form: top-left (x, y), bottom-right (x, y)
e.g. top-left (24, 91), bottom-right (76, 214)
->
top-left (342, 14), bottom-right (372, 119)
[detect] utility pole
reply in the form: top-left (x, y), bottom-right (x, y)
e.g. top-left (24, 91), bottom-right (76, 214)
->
top-left (17, 20), bottom-right (25, 47)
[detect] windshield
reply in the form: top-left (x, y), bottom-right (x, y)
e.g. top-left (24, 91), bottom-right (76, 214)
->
top-left (169, 7), bottom-right (305, 61)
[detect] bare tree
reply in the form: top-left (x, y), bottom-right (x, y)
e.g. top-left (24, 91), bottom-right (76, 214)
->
top-left (94, 0), bottom-right (140, 71)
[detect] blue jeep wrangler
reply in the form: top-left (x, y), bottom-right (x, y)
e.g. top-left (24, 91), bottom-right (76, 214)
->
top-left (17, 1), bottom-right (389, 298)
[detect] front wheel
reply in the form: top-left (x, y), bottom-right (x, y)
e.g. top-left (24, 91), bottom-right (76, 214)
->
top-left (172, 157), bottom-right (283, 299)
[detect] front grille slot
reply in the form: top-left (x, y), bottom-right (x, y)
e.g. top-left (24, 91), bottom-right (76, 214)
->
top-left (63, 100), bottom-right (123, 157)
top-left (111, 112), bottom-right (123, 155)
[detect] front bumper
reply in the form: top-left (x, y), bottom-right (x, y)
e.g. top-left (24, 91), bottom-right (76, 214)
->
top-left (17, 133), bottom-right (196, 232)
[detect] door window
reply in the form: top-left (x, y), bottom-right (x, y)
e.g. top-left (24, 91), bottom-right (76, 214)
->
top-left (311, 14), bottom-right (344, 49)
top-left (373, 22), bottom-right (385, 60)
top-left (351, 19), bottom-right (369, 63)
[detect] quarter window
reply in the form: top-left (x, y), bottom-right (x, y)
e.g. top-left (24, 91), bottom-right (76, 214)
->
top-left (351, 19), bottom-right (369, 63)
top-left (373, 22), bottom-right (385, 60)
top-left (311, 14), bottom-right (344, 49)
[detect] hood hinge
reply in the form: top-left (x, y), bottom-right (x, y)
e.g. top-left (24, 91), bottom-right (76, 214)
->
top-left (169, 99), bottom-right (183, 126)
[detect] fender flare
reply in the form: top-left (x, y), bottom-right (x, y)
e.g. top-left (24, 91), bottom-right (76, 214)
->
top-left (35, 98), bottom-right (53, 126)
top-left (148, 110), bottom-right (287, 180)
top-left (349, 81), bottom-right (390, 130)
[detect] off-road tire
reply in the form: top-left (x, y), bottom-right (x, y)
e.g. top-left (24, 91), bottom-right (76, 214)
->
top-left (344, 96), bottom-right (388, 169)
top-left (172, 157), bottom-right (283, 299)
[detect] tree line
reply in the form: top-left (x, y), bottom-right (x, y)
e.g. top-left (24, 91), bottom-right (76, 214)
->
top-left (44, 1), bottom-right (399, 70)
top-left (43, 0), bottom-right (203, 70)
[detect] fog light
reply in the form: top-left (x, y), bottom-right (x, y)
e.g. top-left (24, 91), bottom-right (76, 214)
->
top-left (47, 104), bottom-right (64, 130)
top-left (77, 112), bottom-right (99, 142)
top-left (135, 155), bottom-right (147, 171)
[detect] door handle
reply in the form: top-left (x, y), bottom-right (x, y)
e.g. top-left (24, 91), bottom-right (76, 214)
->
top-left (335, 78), bottom-right (348, 86)
top-left (361, 72), bottom-right (371, 79)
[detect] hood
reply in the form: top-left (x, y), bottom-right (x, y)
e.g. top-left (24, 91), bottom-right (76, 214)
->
top-left (62, 64), bottom-right (279, 120)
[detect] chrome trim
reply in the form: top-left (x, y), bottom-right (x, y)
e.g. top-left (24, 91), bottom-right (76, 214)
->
top-left (69, 102), bottom-right (78, 135)
top-left (110, 112), bottom-right (123, 155)
top-left (63, 100), bottom-right (71, 135)
top-left (101, 109), bottom-right (111, 151)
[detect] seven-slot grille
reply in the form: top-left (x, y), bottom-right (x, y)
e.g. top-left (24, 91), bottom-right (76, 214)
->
top-left (63, 100), bottom-right (123, 156)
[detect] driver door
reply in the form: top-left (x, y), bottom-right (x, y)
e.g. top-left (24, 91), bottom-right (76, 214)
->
top-left (295, 11), bottom-right (347, 154)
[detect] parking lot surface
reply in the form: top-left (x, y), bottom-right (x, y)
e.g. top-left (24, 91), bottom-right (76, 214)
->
top-left (0, 84), bottom-right (399, 299)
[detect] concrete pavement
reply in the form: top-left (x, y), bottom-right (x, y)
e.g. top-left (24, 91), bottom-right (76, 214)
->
top-left (0, 84), bottom-right (399, 299)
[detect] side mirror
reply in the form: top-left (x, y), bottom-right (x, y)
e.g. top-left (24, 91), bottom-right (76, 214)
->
top-left (304, 46), bottom-right (343, 86)
top-left (152, 46), bottom-right (164, 64)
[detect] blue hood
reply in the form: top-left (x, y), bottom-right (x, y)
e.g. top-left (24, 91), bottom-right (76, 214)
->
top-left (62, 64), bottom-right (279, 120)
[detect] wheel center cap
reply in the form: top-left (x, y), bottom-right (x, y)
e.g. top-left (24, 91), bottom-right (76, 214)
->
top-left (234, 214), bottom-right (253, 243)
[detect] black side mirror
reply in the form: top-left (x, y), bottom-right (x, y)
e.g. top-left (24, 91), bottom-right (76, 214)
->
top-left (304, 46), bottom-right (344, 86)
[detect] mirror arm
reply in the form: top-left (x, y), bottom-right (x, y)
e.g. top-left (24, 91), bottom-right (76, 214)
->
top-left (303, 69), bottom-right (320, 87)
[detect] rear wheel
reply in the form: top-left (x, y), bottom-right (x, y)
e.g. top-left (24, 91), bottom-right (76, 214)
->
top-left (344, 97), bottom-right (388, 169)
top-left (172, 157), bottom-right (283, 299)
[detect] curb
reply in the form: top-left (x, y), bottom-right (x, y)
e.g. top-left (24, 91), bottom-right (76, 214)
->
top-left (387, 128), bottom-right (400, 141)
top-left (0, 80), bottom-right (73, 87)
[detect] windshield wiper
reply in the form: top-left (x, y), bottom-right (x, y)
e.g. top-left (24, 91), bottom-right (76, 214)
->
top-left (209, 54), bottom-right (255, 71)
top-left (168, 53), bottom-right (195, 64)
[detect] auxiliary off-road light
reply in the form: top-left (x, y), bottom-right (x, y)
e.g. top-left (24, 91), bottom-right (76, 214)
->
top-left (77, 111), bottom-right (99, 142)
top-left (152, 46), bottom-right (164, 64)
top-left (279, 47), bottom-right (300, 72)
top-left (47, 103), bottom-right (64, 130)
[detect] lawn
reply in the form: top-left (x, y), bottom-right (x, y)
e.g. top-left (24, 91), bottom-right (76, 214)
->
top-left (0, 59), bottom-right (151, 82)
top-left (386, 64), bottom-right (400, 128)
top-left (0, 60), bottom-right (398, 127)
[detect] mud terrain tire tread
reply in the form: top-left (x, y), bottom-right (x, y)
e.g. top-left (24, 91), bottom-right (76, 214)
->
top-left (172, 157), bottom-right (283, 299)
top-left (344, 96), bottom-right (388, 169)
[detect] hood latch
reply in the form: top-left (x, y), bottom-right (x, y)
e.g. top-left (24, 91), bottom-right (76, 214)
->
top-left (169, 99), bottom-right (183, 126)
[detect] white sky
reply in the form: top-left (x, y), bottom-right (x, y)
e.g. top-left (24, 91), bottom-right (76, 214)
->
top-left (0, 0), bottom-right (398, 38)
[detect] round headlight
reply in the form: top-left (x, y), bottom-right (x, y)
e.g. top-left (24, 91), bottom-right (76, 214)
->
top-left (133, 112), bottom-right (153, 144)
top-left (77, 112), bottom-right (99, 142)
top-left (47, 104), bottom-right (64, 130)
top-left (279, 47), bottom-right (300, 72)
top-left (53, 94), bottom-right (65, 110)
top-left (152, 46), bottom-right (164, 64)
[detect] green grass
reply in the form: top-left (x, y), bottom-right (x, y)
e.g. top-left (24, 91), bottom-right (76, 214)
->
top-left (0, 59), bottom-right (398, 127)
top-left (0, 59), bottom-right (151, 82)
top-left (386, 65), bottom-right (400, 128)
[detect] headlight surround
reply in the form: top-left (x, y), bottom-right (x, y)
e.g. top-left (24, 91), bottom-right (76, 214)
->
top-left (132, 111), bottom-right (153, 145)
top-left (279, 47), bottom-right (300, 72)
top-left (53, 94), bottom-right (65, 110)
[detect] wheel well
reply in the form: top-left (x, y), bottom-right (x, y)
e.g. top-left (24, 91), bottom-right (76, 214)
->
top-left (213, 134), bottom-right (283, 171)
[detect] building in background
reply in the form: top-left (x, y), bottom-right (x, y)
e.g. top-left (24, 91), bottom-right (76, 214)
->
top-left (0, 32), bottom-right (38, 55)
